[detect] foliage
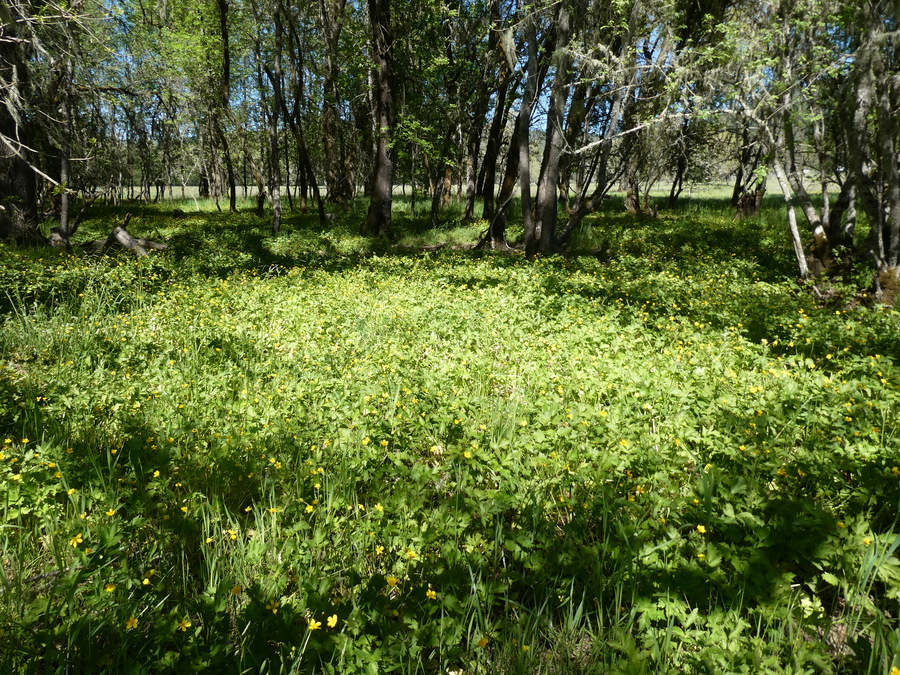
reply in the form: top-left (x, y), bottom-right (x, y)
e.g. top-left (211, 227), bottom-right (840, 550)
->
top-left (1, 199), bottom-right (899, 673)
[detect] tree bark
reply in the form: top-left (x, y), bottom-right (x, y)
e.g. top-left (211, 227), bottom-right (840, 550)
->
top-left (269, 5), bottom-right (284, 235)
top-left (531, 5), bottom-right (572, 253)
top-left (217, 0), bottom-right (237, 213)
top-left (361, 0), bottom-right (396, 238)
top-left (479, 73), bottom-right (512, 222)
top-left (0, 34), bottom-right (41, 244)
top-left (519, 14), bottom-right (538, 257)
top-left (319, 0), bottom-right (352, 202)
top-left (773, 158), bottom-right (810, 279)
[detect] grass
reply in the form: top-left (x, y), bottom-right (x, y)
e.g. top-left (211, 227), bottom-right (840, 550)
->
top-left (1, 195), bottom-right (899, 673)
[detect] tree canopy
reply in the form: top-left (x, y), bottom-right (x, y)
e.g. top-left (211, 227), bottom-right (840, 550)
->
top-left (1, 0), bottom-right (898, 282)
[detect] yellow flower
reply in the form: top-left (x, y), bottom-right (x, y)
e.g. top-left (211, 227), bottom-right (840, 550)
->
top-left (126, 617), bottom-right (138, 631)
top-left (305, 504), bottom-right (314, 513)
top-left (463, 450), bottom-right (472, 459)
top-left (231, 585), bottom-right (242, 595)
top-left (70, 533), bottom-right (83, 548)
top-left (386, 576), bottom-right (398, 587)
top-left (893, 467), bottom-right (900, 476)
top-left (152, 470), bottom-right (160, 478)
top-left (406, 549), bottom-right (417, 559)
top-left (67, 488), bottom-right (76, 495)
top-left (522, 645), bottom-right (530, 652)
top-left (890, 667), bottom-right (900, 675)
top-left (266, 600), bottom-right (280, 614)
top-left (177, 619), bottom-right (191, 632)
top-left (10, 474), bottom-right (21, 482)
top-left (863, 537), bottom-right (872, 546)
top-left (477, 637), bottom-right (489, 648)
top-left (426, 589), bottom-right (437, 600)
top-left (380, 439), bottom-right (389, 447)
top-left (619, 439), bottom-right (629, 447)
top-left (697, 525), bottom-right (707, 534)
top-left (374, 503), bottom-right (383, 512)
top-left (104, 583), bottom-right (116, 592)
top-left (327, 614), bottom-right (338, 628)
top-left (106, 508), bottom-right (116, 517)
top-left (308, 618), bottom-right (321, 630)
top-left (375, 545), bottom-right (384, 555)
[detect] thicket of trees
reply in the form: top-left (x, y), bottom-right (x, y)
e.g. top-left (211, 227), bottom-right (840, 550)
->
top-left (0, 0), bottom-right (898, 284)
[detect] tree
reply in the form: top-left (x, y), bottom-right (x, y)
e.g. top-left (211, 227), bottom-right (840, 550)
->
top-left (361, 0), bottom-right (396, 238)
top-left (0, 1), bottom-right (42, 243)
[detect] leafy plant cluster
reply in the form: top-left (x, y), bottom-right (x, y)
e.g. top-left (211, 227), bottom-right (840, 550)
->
top-left (1, 200), bottom-right (899, 673)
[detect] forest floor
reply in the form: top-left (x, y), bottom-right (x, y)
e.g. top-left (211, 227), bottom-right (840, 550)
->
top-left (1, 196), bottom-right (899, 673)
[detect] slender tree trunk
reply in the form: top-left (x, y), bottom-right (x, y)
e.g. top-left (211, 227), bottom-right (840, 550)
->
top-left (362, 0), bottom-right (396, 238)
top-left (480, 75), bottom-right (512, 222)
top-left (217, 0), bottom-right (237, 212)
top-left (532, 6), bottom-right (572, 253)
top-left (520, 14), bottom-right (538, 257)
top-left (773, 158), bottom-right (810, 279)
top-left (463, 16), bottom-right (498, 221)
top-left (320, 0), bottom-right (351, 202)
top-left (482, 111), bottom-right (523, 249)
top-left (0, 31), bottom-right (41, 244)
top-left (268, 6), bottom-right (284, 235)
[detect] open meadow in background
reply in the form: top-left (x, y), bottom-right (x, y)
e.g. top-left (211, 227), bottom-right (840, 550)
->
top-left (1, 196), bottom-right (899, 674)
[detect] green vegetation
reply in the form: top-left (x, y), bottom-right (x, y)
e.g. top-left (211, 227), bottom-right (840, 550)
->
top-left (1, 200), bottom-right (899, 673)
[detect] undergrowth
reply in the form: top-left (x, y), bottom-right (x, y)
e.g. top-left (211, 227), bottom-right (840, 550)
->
top-left (1, 197), bottom-right (898, 674)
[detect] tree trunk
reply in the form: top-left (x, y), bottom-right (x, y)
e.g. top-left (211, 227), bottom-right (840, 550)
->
top-left (361, 0), bottom-right (396, 238)
top-left (480, 111), bottom-right (522, 250)
top-left (520, 15), bottom-right (538, 257)
top-left (773, 158), bottom-right (810, 279)
top-left (479, 74), bottom-right (512, 222)
top-left (320, 0), bottom-right (352, 202)
top-left (531, 5), bottom-right (572, 253)
top-left (217, 0), bottom-right (237, 213)
top-left (269, 6), bottom-right (284, 235)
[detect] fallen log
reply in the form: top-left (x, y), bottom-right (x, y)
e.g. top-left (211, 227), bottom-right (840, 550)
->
top-left (81, 214), bottom-right (168, 256)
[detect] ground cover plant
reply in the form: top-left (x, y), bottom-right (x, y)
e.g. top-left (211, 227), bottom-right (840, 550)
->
top-left (1, 198), bottom-right (899, 674)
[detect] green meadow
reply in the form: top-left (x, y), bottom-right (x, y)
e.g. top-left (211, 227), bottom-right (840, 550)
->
top-left (1, 198), bottom-right (899, 673)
